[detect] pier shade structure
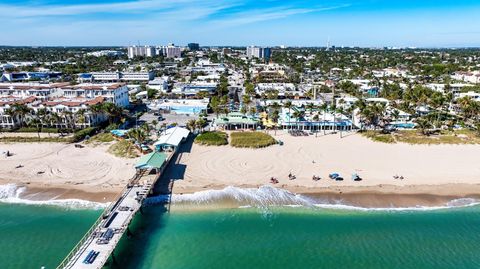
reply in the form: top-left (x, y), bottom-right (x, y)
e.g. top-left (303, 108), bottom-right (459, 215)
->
top-left (57, 152), bottom-right (170, 269)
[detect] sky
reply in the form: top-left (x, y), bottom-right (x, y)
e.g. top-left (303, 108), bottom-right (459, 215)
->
top-left (1, 0), bottom-right (480, 47)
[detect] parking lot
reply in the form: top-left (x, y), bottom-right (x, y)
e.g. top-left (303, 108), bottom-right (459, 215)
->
top-left (139, 111), bottom-right (213, 128)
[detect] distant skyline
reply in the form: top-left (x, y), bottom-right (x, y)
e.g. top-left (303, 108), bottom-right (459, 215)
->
top-left (1, 0), bottom-right (480, 47)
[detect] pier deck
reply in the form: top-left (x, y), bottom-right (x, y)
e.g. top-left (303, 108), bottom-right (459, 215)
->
top-left (57, 173), bottom-right (159, 269)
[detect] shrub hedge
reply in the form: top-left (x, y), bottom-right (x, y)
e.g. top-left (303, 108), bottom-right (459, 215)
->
top-left (194, 131), bottom-right (228, 146)
top-left (230, 132), bottom-right (276, 148)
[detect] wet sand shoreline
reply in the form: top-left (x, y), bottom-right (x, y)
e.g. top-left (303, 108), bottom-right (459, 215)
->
top-left (9, 182), bottom-right (480, 208)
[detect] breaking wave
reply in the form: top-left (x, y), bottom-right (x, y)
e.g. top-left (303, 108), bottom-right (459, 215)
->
top-left (0, 184), bottom-right (107, 210)
top-left (171, 186), bottom-right (315, 207)
top-left (168, 185), bottom-right (480, 211)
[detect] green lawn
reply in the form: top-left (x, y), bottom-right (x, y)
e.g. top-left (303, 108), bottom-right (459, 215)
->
top-left (194, 131), bottom-right (228, 146)
top-left (85, 133), bottom-right (115, 145)
top-left (230, 131), bottom-right (276, 148)
top-left (107, 140), bottom-right (140, 158)
top-left (0, 136), bottom-right (71, 143)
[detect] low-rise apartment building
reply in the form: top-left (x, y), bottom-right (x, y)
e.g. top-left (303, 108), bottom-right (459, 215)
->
top-left (0, 83), bottom-right (129, 129)
top-left (78, 71), bottom-right (155, 82)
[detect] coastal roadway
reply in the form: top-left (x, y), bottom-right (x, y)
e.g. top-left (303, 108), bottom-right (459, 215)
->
top-left (56, 171), bottom-right (161, 269)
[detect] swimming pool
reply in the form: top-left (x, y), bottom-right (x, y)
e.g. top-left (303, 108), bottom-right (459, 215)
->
top-left (168, 106), bottom-right (206, 114)
top-left (393, 123), bottom-right (415, 129)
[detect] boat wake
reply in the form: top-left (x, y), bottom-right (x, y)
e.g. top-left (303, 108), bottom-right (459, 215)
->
top-left (168, 185), bottom-right (480, 212)
top-left (0, 184), bottom-right (107, 209)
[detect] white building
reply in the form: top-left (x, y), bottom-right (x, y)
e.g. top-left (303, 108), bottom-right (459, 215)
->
top-left (255, 83), bottom-right (304, 98)
top-left (0, 83), bottom-right (129, 129)
top-left (127, 46), bottom-right (156, 58)
top-left (1, 72), bottom-right (62, 82)
top-left (172, 82), bottom-right (217, 96)
top-left (60, 83), bottom-right (130, 108)
top-left (246, 46), bottom-right (271, 60)
top-left (79, 71), bottom-right (155, 82)
top-left (157, 44), bottom-right (182, 58)
top-left (147, 77), bottom-right (169, 92)
top-left (458, 91), bottom-right (480, 101)
top-left (247, 46), bottom-right (262, 58)
top-left (451, 71), bottom-right (480, 84)
top-left (0, 82), bottom-right (65, 99)
top-left (426, 83), bottom-right (474, 96)
top-left (87, 50), bottom-right (123, 57)
top-left (154, 127), bottom-right (190, 152)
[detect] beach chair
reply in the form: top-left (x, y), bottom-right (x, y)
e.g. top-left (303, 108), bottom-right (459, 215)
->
top-left (329, 173), bottom-right (340, 180)
top-left (87, 251), bottom-right (100, 264)
top-left (83, 250), bottom-right (95, 264)
top-left (352, 173), bottom-right (362, 181)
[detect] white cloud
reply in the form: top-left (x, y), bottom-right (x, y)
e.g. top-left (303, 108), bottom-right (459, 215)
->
top-left (0, 0), bottom-right (236, 18)
top-left (210, 4), bottom-right (351, 27)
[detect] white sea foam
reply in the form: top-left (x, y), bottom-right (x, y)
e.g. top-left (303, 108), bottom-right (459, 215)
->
top-left (0, 184), bottom-right (108, 210)
top-left (171, 185), bottom-right (315, 208)
top-left (169, 185), bottom-right (480, 212)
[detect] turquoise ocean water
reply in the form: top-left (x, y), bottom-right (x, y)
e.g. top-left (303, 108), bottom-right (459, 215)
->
top-left (0, 203), bottom-right (101, 269)
top-left (2, 185), bottom-right (480, 269)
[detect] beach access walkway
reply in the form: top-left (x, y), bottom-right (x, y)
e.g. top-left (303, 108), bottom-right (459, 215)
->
top-left (57, 152), bottom-right (172, 269)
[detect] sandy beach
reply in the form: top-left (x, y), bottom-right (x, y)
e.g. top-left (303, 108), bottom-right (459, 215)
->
top-left (1, 131), bottom-right (480, 206)
top-left (0, 142), bottom-right (136, 201)
top-left (169, 131), bottom-right (480, 198)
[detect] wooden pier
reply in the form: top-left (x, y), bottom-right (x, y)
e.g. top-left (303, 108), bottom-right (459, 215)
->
top-left (56, 153), bottom-right (171, 269)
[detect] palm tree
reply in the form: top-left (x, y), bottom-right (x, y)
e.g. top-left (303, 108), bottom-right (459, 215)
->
top-left (283, 100), bottom-right (293, 129)
top-left (415, 117), bottom-right (432, 136)
top-left (186, 119), bottom-right (197, 133)
top-left (336, 106), bottom-right (346, 137)
top-left (271, 110), bottom-right (280, 135)
top-left (195, 118), bottom-right (206, 133)
top-left (390, 109), bottom-right (400, 124)
top-left (36, 108), bottom-right (49, 128)
top-left (4, 108), bottom-right (16, 129)
top-left (292, 110), bottom-right (305, 130)
top-left (242, 95), bottom-right (251, 111)
top-left (428, 93), bottom-right (445, 128)
top-left (9, 103), bottom-right (31, 128)
top-left (151, 119), bottom-right (159, 132)
top-left (330, 103), bottom-right (337, 132)
top-left (63, 111), bottom-right (74, 130)
top-left (28, 117), bottom-right (42, 138)
top-left (319, 103), bottom-right (328, 135)
top-left (127, 128), bottom-right (146, 144)
top-left (75, 109), bottom-right (87, 129)
top-left (49, 112), bottom-right (61, 130)
top-left (313, 114), bottom-right (320, 135)
top-left (101, 103), bottom-right (123, 124)
top-left (269, 101), bottom-right (282, 113)
top-left (240, 105), bottom-right (248, 115)
top-left (210, 96), bottom-right (221, 118)
top-left (306, 103), bottom-right (316, 115)
top-left (140, 123), bottom-right (151, 136)
top-left (457, 96), bottom-right (480, 126)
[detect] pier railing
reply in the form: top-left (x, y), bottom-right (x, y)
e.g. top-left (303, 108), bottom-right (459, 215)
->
top-left (55, 171), bottom-right (143, 269)
top-left (56, 151), bottom-right (174, 269)
top-left (56, 210), bottom-right (105, 269)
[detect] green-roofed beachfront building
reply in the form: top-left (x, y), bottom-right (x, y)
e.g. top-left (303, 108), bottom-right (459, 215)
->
top-left (135, 151), bottom-right (168, 173)
top-left (213, 112), bottom-right (261, 130)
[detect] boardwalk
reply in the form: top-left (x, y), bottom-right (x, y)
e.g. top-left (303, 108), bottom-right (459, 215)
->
top-left (57, 170), bottom-right (163, 269)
